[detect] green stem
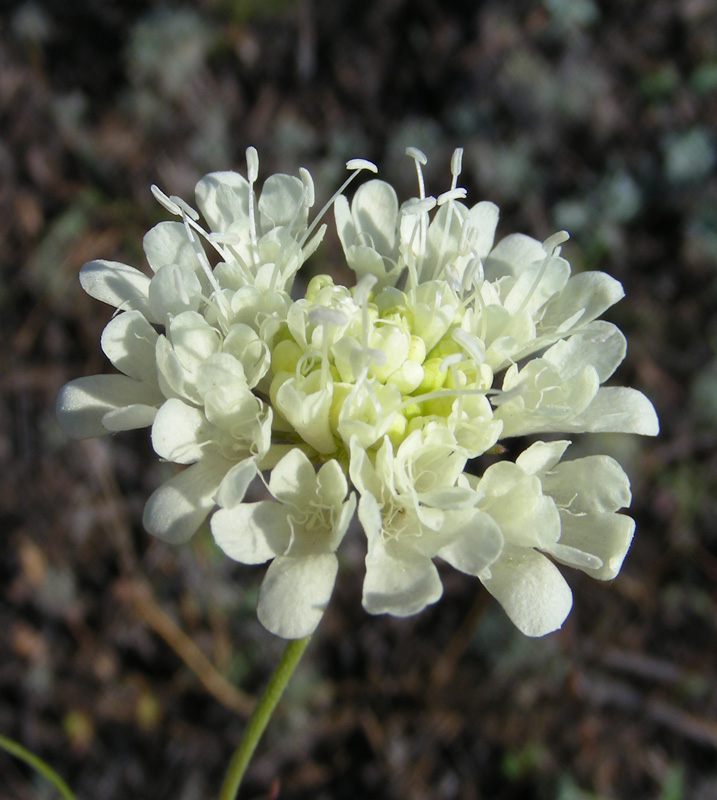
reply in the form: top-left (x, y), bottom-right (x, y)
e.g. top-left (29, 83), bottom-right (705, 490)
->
top-left (0, 734), bottom-right (76, 800)
top-left (218, 635), bottom-right (312, 800)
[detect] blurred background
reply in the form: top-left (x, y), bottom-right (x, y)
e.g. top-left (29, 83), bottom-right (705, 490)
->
top-left (1, 0), bottom-right (716, 798)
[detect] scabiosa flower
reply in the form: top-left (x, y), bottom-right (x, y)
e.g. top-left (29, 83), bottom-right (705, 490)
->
top-left (57, 146), bottom-right (658, 638)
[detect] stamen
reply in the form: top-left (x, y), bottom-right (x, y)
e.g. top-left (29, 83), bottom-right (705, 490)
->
top-left (299, 159), bottom-right (377, 248)
top-left (353, 273), bottom-right (378, 307)
top-left (450, 148), bottom-right (463, 182)
top-left (444, 263), bottom-right (462, 293)
top-left (308, 307), bottom-right (349, 388)
top-left (462, 257), bottom-right (484, 293)
top-left (439, 352), bottom-right (464, 372)
top-left (405, 147), bottom-right (428, 166)
top-left (451, 327), bottom-right (486, 364)
top-left (151, 185), bottom-right (200, 220)
top-left (308, 307), bottom-right (349, 328)
top-left (398, 386), bottom-right (488, 412)
top-left (437, 188), bottom-right (467, 205)
top-left (346, 158), bottom-right (378, 173)
top-left (180, 210), bottom-right (223, 299)
top-left (543, 230), bottom-right (569, 257)
top-left (246, 148), bottom-right (259, 265)
top-left (246, 146), bottom-right (259, 184)
top-left (401, 197), bottom-right (437, 216)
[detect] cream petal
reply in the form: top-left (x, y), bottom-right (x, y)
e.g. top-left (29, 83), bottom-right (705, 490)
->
top-left (211, 501), bottom-right (291, 564)
top-left (148, 264), bottom-right (203, 320)
top-left (484, 233), bottom-right (545, 280)
top-left (469, 201), bottom-right (500, 260)
top-left (549, 512), bottom-right (635, 580)
top-left (268, 448), bottom-right (316, 505)
top-left (503, 256), bottom-right (570, 316)
top-left (362, 539), bottom-right (443, 617)
top-left (542, 456), bottom-right (632, 514)
top-left (275, 378), bottom-right (337, 454)
top-left (541, 271), bottom-right (625, 333)
top-left (316, 459), bottom-right (350, 509)
top-left (515, 440), bottom-right (572, 475)
top-left (142, 221), bottom-right (197, 272)
top-left (543, 321), bottom-right (626, 383)
top-left (102, 404), bottom-right (158, 431)
top-left (257, 554), bottom-right (338, 638)
top-left (480, 546), bottom-right (573, 637)
top-left (215, 458), bottom-right (258, 509)
top-left (437, 509), bottom-right (504, 575)
top-left (79, 260), bottom-right (154, 320)
top-left (142, 455), bottom-right (230, 544)
top-left (567, 387), bottom-right (660, 435)
top-left (151, 398), bottom-right (212, 464)
top-left (258, 174), bottom-right (308, 236)
top-left (56, 374), bottom-right (161, 439)
top-left (195, 171), bottom-right (250, 232)
top-left (100, 311), bottom-right (159, 384)
top-left (351, 179), bottom-right (399, 254)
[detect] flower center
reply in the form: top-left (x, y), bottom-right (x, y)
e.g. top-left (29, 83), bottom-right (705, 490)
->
top-left (267, 273), bottom-right (495, 459)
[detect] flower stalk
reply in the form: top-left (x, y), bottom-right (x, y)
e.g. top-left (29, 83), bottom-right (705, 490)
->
top-left (0, 734), bottom-right (76, 800)
top-left (217, 634), bottom-right (312, 800)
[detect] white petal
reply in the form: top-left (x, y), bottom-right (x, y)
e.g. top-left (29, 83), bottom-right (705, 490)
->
top-left (151, 398), bottom-right (211, 464)
top-left (257, 554), bottom-right (338, 638)
top-left (215, 459), bottom-right (258, 509)
top-left (142, 455), bottom-right (231, 544)
top-left (351, 179), bottom-right (398, 254)
top-left (480, 546), bottom-right (573, 637)
top-left (268, 448), bottom-right (316, 505)
top-left (469, 201), bottom-right (500, 260)
top-left (222, 325), bottom-right (270, 388)
top-left (541, 271), bottom-right (625, 333)
top-left (542, 456), bottom-right (632, 514)
top-left (316, 459), bottom-right (350, 508)
top-left (478, 463), bottom-right (560, 549)
top-left (437, 509), bottom-right (504, 575)
top-left (549, 512), bottom-right (635, 580)
top-left (148, 264), bottom-right (203, 320)
top-left (275, 377), bottom-right (337, 454)
top-left (258, 174), bottom-right (308, 235)
top-left (102, 404), bottom-right (158, 431)
top-left (503, 256), bottom-right (571, 315)
top-left (543, 321), bottom-right (626, 383)
top-left (143, 221), bottom-right (198, 272)
top-left (79, 260), bottom-right (154, 320)
top-left (195, 171), bottom-right (250, 232)
top-left (100, 311), bottom-right (159, 384)
top-left (516, 440), bottom-right (572, 475)
top-left (484, 233), bottom-right (545, 279)
top-left (568, 387), bottom-right (660, 435)
top-left (56, 374), bottom-right (161, 439)
top-left (211, 500), bottom-right (291, 564)
top-left (362, 539), bottom-right (443, 617)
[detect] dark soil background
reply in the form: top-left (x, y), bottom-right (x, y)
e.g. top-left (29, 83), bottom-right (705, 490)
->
top-left (2, 1), bottom-right (716, 798)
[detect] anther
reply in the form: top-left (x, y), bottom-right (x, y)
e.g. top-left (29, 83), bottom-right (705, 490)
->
top-left (246, 146), bottom-right (259, 184)
top-left (542, 230), bottom-right (570, 257)
top-left (450, 148), bottom-right (463, 179)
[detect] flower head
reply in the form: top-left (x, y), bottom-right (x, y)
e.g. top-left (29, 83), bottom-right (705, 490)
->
top-left (57, 146), bottom-right (658, 638)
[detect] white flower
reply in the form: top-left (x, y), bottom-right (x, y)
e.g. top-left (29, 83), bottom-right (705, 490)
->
top-left (349, 433), bottom-right (503, 617)
top-left (58, 146), bottom-right (658, 638)
top-left (474, 440), bottom-right (636, 637)
top-left (211, 449), bottom-right (356, 638)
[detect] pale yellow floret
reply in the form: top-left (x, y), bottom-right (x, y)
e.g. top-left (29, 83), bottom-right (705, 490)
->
top-left (415, 357), bottom-right (448, 394)
top-left (305, 274), bottom-right (335, 302)
top-left (271, 339), bottom-right (304, 375)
